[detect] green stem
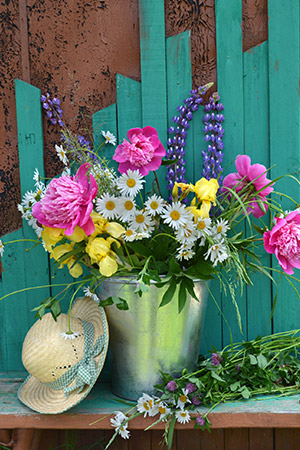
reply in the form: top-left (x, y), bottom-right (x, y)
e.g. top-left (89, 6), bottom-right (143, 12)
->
top-left (154, 171), bottom-right (162, 197)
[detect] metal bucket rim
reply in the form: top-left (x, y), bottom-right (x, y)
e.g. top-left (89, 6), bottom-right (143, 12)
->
top-left (99, 275), bottom-right (205, 284)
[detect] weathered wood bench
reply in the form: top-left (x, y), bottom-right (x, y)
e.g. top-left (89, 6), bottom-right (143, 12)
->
top-left (1, 374), bottom-right (300, 449)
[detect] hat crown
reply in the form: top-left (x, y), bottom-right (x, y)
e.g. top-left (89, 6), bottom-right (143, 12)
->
top-left (22, 313), bottom-right (85, 383)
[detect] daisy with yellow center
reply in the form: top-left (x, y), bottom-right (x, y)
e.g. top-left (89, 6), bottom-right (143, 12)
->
top-left (177, 388), bottom-right (192, 409)
top-left (101, 130), bottom-right (117, 146)
top-left (175, 218), bottom-right (197, 245)
top-left (145, 194), bottom-right (165, 216)
top-left (176, 244), bottom-right (195, 261)
top-left (55, 144), bottom-right (68, 165)
top-left (204, 238), bottom-right (229, 267)
top-left (0, 240), bottom-right (4, 257)
top-left (117, 169), bottom-right (145, 197)
top-left (117, 196), bottom-right (137, 221)
top-left (96, 194), bottom-right (119, 219)
top-left (137, 394), bottom-right (158, 417)
top-left (212, 218), bottom-right (230, 238)
top-left (110, 411), bottom-right (130, 439)
top-left (161, 202), bottom-right (193, 230)
top-left (195, 217), bottom-right (212, 239)
top-left (129, 210), bottom-right (153, 233)
top-left (158, 402), bottom-right (171, 421)
top-left (175, 409), bottom-right (191, 424)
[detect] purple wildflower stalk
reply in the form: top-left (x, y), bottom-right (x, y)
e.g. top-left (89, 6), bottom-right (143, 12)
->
top-left (166, 83), bottom-right (213, 199)
top-left (202, 92), bottom-right (225, 182)
top-left (40, 93), bottom-right (64, 127)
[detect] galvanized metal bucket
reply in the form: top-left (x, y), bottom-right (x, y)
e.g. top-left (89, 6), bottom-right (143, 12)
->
top-left (96, 277), bottom-right (208, 400)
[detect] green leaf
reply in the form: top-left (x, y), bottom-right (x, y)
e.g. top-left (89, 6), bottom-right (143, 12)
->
top-left (240, 386), bottom-right (251, 399)
top-left (126, 242), bottom-right (152, 257)
top-left (99, 296), bottom-right (114, 307)
top-left (113, 296), bottom-right (129, 310)
top-left (182, 277), bottom-right (198, 301)
top-left (159, 279), bottom-right (177, 307)
top-left (161, 158), bottom-right (179, 166)
top-left (211, 371), bottom-right (225, 383)
top-left (50, 300), bottom-right (62, 321)
top-left (169, 257), bottom-right (181, 275)
top-left (167, 415), bottom-right (177, 450)
top-left (178, 282), bottom-right (187, 313)
top-left (230, 381), bottom-right (241, 392)
top-left (257, 354), bottom-right (268, 369)
top-left (249, 354), bottom-right (258, 365)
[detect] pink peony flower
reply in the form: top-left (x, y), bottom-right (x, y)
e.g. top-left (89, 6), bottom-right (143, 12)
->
top-left (32, 163), bottom-right (97, 236)
top-left (264, 211), bottom-right (300, 275)
top-left (113, 126), bottom-right (166, 176)
top-left (222, 154), bottom-right (274, 218)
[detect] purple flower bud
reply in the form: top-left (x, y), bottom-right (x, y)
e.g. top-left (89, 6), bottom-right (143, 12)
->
top-left (192, 395), bottom-right (201, 406)
top-left (196, 415), bottom-right (205, 426)
top-left (212, 352), bottom-right (223, 367)
top-left (186, 382), bottom-right (197, 394)
top-left (53, 97), bottom-right (61, 106)
top-left (42, 102), bottom-right (49, 110)
top-left (46, 111), bottom-right (52, 118)
top-left (237, 364), bottom-right (241, 371)
top-left (168, 126), bottom-right (175, 133)
top-left (40, 95), bottom-right (47, 102)
top-left (50, 118), bottom-right (57, 125)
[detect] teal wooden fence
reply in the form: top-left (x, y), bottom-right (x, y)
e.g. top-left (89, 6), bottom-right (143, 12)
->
top-left (0, 0), bottom-right (299, 373)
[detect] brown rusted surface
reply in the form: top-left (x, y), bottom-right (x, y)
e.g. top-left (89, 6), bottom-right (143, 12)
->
top-left (27, 0), bottom-right (140, 180)
top-left (165, 0), bottom-right (217, 89)
top-left (0, 0), bottom-right (23, 237)
top-left (242, 0), bottom-right (268, 52)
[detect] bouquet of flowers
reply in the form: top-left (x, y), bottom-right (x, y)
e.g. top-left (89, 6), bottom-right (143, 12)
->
top-left (2, 84), bottom-right (300, 331)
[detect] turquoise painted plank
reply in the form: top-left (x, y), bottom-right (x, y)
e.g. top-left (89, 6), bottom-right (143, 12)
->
top-left (166, 31), bottom-right (193, 184)
top-left (92, 103), bottom-right (118, 174)
top-left (215, 0), bottom-right (246, 345)
top-left (116, 74), bottom-right (142, 141)
top-left (0, 80), bottom-right (51, 371)
top-left (268, 1), bottom-right (300, 333)
top-left (139, 0), bottom-right (168, 195)
top-left (243, 42), bottom-right (273, 340)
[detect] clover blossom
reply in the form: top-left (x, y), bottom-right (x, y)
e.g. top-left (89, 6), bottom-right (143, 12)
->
top-left (202, 92), bottom-right (224, 181)
top-left (166, 83), bottom-right (213, 199)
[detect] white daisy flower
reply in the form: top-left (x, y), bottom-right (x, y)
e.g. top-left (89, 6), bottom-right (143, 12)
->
top-left (211, 219), bottom-right (230, 238)
top-left (161, 202), bottom-right (192, 230)
top-left (60, 331), bottom-right (79, 340)
top-left (145, 194), bottom-right (165, 216)
top-left (110, 411), bottom-right (130, 439)
top-left (101, 130), bottom-right (117, 146)
top-left (21, 191), bottom-right (37, 209)
top-left (117, 170), bottom-right (145, 198)
top-left (55, 144), bottom-right (68, 165)
top-left (157, 402), bottom-right (171, 421)
top-left (28, 217), bottom-right (43, 237)
top-left (0, 240), bottom-right (4, 257)
top-left (195, 217), bottom-right (212, 239)
top-left (33, 168), bottom-right (40, 184)
top-left (83, 287), bottom-right (99, 303)
top-left (123, 228), bottom-right (150, 242)
top-left (177, 389), bottom-right (192, 409)
top-left (175, 409), bottom-right (191, 424)
top-left (117, 197), bottom-right (137, 221)
top-left (34, 182), bottom-right (46, 199)
top-left (137, 393), bottom-right (157, 417)
top-left (129, 211), bottom-right (154, 233)
top-left (176, 245), bottom-right (195, 261)
top-left (17, 204), bottom-right (25, 214)
top-left (175, 218), bottom-right (197, 245)
top-left (204, 239), bottom-right (229, 267)
top-left (96, 194), bottom-right (119, 219)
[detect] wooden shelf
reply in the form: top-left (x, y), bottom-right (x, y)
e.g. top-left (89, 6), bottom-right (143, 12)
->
top-left (1, 374), bottom-right (300, 430)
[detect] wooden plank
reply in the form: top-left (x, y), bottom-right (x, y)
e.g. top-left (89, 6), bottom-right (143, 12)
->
top-left (200, 429), bottom-right (224, 450)
top-left (0, 80), bottom-right (51, 371)
top-left (224, 429), bottom-right (249, 450)
top-left (166, 31), bottom-right (193, 183)
top-left (268, 0), bottom-right (300, 333)
top-left (139, 0), bottom-right (168, 195)
top-left (249, 428), bottom-right (273, 450)
top-left (92, 103), bottom-right (118, 173)
top-left (275, 429), bottom-right (300, 450)
top-left (116, 74), bottom-right (142, 142)
top-left (177, 429), bottom-right (201, 450)
top-left (151, 430), bottom-right (176, 449)
top-left (128, 430), bottom-right (151, 450)
top-left (243, 41), bottom-right (272, 341)
top-left (215, 0), bottom-right (246, 345)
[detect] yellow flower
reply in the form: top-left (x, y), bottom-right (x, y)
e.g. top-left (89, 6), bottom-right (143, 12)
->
top-left (192, 178), bottom-right (219, 204)
top-left (89, 212), bottom-right (125, 239)
top-left (42, 227), bottom-right (65, 251)
top-left (67, 226), bottom-right (87, 243)
top-left (86, 236), bottom-right (119, 277)
top-left (50, 243), bottom-right (83, 278)
top-left (104, 222), bottom-right (125, 239)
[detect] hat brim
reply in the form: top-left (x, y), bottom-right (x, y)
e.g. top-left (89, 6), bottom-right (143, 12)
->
top-left (18, 297), bottom-right (109, 414)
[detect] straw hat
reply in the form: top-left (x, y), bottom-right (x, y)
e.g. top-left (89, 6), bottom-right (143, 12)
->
top-left (18, 296), bottom-right (109, 414)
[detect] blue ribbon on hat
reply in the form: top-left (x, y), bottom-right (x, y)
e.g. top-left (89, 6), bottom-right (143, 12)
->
top-left (45, 318), bottom-right (106, 397)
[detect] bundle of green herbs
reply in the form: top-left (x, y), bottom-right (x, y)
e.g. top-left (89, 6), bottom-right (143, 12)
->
top-left (106, 330), bottom-right (300, 449)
